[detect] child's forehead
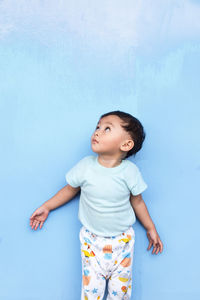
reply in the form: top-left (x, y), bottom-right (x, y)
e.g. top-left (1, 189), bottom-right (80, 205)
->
top-left (97, 115), bottom-right (123, 126)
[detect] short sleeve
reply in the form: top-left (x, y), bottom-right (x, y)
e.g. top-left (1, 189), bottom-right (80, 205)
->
top-left (126, 163), bottom-right (148, 196)
top-left (65, 156), bottom-right (88, 188)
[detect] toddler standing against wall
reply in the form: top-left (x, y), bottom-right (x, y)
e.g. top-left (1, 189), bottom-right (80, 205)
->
top-left (30, 110), bottom-right (163, 300)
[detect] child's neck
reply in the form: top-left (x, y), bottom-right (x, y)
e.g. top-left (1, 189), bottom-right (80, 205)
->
top-left (97, 155), bottom-right (123, 168)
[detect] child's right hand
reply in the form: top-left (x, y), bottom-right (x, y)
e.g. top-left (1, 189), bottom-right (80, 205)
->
top-left (30, 205), bottom-right (50, 230)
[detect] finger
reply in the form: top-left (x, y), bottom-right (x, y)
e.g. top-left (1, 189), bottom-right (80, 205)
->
top-left (31, 220), bottom-right (35, 229)
top-left (32, 220), bottom-right (37, 230)
top-left (155, 245), bottom-right (160, 255)
top-left (152, 243), bottom-right (157, 254)
top-left (159, 240), bottom-right (164, 253)
top-left (30, 217), bottom-right (36, 226)
top-left (147, 240), bottom-right (153, 250)
top-left (39, 222), bottom-right (44, 229)
top-left (35, 221), bottom-right (40, 230)
top-left (155, 237), bottom-right (163, 254)
top-left (154, 243), bottom-right (161, 254)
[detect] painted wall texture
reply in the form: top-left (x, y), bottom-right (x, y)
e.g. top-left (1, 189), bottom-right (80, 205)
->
top-left (0, 1), bottom-right (200, 299)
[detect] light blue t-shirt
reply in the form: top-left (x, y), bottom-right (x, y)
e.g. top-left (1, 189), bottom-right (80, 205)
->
top-left (65, 155), bottom-right (147, 237)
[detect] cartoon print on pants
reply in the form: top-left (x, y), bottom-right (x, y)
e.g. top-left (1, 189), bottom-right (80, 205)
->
top-left (103, 244), bottom-right (113, 259)
top-left (120, 252), bottom-right (131, 267)
top-left (83, 269), bottom-right (91, 286)
top-left (80, 226), bottom-right (135, 300)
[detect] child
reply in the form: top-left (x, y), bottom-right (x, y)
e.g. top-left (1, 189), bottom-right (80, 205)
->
top-left (30, 110), bottom-right (163, 300)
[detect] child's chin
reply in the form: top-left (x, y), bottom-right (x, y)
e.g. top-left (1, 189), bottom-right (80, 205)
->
top-left (91, 146), bottom-right (98, 153)
top-left (91, 144), bottom-right (98, 150)
top-left (92, 150), bottom-right (99, 154)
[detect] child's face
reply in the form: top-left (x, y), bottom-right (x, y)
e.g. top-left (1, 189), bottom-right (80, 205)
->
top-left (91, 115), bottom-right (134, 158)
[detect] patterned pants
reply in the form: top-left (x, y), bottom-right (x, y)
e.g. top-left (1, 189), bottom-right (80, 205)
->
top-left (79, 225), bottom-right (135, 300)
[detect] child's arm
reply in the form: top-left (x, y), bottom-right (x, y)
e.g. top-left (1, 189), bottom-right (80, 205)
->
top-left (130, 193), bottom-right (163, 254)
top-left (42, 184), bottom-right (80, 211)
top-left (30, 184), bottom-right (80, 230)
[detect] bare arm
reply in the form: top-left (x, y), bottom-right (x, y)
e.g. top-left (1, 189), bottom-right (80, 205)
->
top-left (130, 193), bottom-right (163, 254)
top-left (130, 193), bottom-right (155, 230)
top-left (42, 184), bottom-right (80, 211)
top-left (30, 184), bottom-right (80, 230)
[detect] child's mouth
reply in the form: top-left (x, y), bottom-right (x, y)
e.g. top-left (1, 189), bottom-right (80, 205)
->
top-left (92, 138), bottom-right (99, 143)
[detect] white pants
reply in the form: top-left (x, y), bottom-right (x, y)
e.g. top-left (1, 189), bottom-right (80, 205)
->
top-left (79, 225), bottom-right (135, 300)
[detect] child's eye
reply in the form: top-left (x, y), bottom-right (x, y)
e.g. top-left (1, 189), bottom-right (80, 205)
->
top-left (95, 125), bottom-right (110, 132)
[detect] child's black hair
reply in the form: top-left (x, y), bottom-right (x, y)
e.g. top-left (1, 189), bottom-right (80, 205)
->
top-left (99, 110), bottom-right (146, 159)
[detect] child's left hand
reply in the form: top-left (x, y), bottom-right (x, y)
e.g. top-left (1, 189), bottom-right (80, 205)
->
top-left (146, 227), bottom-right (163, 254)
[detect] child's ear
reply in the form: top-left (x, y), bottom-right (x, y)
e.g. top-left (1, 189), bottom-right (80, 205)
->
top-left (120, 140), bottom-right (134, 152)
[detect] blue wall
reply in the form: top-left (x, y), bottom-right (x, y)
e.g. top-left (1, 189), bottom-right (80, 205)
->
top-left (0, 2), bottom-right (200, 299)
